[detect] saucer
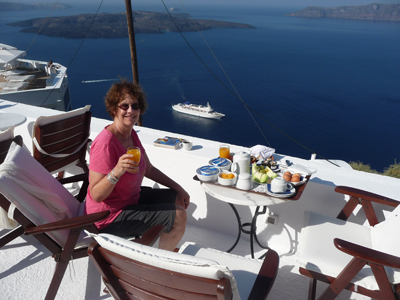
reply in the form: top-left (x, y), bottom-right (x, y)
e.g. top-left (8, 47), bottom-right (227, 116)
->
top-left (266, 183), bottom-right (296, 198)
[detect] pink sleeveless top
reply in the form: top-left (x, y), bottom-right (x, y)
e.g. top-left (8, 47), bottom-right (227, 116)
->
top-left (85, 127), bottom-right (146, 229)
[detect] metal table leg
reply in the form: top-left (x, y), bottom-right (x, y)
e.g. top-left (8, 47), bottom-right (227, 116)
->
top-left (226, 203), bottom-right (242, 253)
top-left (251, 206), bottom-right (269, 259)
top-left (226, 204), bottom-right (269, 258)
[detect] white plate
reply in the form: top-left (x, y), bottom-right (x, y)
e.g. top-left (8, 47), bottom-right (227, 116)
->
top-left (266, 183), bottom-right (296, 198)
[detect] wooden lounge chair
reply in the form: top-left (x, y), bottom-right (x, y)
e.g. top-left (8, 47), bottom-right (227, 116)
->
top-left (87, 231), bottom-right (279, 300)
top-left (0, 124), bottom-right (88, 247)
top-left (32, 105), bottom-right (91, 202)
top-left (297, 186), bottom-right (400, 300)
top-left (0, 142), bottom-right (164, 299)
top-left (0, 142), bottom-right (109, 300)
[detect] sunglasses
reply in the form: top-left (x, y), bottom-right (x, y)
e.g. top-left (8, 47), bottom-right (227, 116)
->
top-left (118, 103), bottom-right (141, 111)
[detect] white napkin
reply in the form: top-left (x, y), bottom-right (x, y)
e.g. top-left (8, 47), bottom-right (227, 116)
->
top-left (249, 145), bottom-right (275, 160)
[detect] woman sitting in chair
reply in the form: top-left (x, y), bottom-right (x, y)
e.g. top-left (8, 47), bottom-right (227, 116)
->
top-left (85, 79), bottom-right (189, 251)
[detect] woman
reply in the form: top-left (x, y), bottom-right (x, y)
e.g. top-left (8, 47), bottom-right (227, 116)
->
top-left (85, 79), bottom-right (189, 251)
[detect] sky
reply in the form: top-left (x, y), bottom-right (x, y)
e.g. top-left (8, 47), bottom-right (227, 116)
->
top-left (15, 0), bottom-right (400, 7)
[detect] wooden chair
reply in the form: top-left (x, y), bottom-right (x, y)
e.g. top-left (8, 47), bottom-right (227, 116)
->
top-left (0, 142), bottom-right (108, 300)
top-left (298, 186), bottom-right (400, 300)
top-left (0, 142), bottom-right (164, 300)
top-left (88, 232), bottom-right (279, 300)
top-left (32, 105), bottom-right (91, 202)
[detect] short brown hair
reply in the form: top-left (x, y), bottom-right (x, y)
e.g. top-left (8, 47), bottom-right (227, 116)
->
top-left (105, 79), bottom-right (148, 119)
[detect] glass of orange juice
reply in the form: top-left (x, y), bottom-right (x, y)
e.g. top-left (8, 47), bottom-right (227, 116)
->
top-left (127, 146), bottom-right (141, 173)
top-left (219, 144), bottom-right (230, 159)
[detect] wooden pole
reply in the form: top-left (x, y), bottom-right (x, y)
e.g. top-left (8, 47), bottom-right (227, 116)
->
top-left (124, 0), bottom-right (142, 125)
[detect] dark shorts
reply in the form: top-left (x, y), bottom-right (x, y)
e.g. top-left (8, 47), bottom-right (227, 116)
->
top-left (99, 187), bottom-right (177, 237)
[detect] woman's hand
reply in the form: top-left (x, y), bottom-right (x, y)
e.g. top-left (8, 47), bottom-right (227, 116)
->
top-left (175, 187), bottom-right (190, 209)
top-left (113, 153), bottom-right (139, 178)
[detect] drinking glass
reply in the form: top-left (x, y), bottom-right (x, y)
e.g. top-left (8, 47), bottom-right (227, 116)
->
top-left (127, 146), bottom-right (141, 173)
top-left (219, 144), bottom-right (230, 159)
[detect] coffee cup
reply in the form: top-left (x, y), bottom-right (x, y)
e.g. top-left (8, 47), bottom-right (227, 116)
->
top-left (270, 177), bottom-right (289, 193)
top-left (182, 139), bottom-right (193, 151)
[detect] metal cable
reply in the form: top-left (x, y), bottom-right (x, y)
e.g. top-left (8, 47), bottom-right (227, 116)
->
top-left (161, 0), bottom-right (339, 166)
top-left (38, 0), bottom-right (105, 108)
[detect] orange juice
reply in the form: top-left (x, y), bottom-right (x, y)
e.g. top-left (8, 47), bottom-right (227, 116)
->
top-left (127, 147), bottom-right (141, 173)
top-left (219, 145), bottom-right (230, 159)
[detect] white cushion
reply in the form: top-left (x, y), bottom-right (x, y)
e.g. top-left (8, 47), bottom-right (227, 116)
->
top-left (87, 232), bottom-right (241, 300)
top-left (297, 211), bottom-right (400, 290)
top-left (0, 143), bottom-right (84, 247)
top-left (0, 126), bottom-right (14, 141)
top-left (32, 105), bottom-right (90, 130)
top-left (180, 242), bottom-right (264, 300)
top-left (371, 205), bottom-right (400, 257)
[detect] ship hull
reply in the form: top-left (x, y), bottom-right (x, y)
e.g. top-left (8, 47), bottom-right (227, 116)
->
top-left (0, 44), bottom-right (71, 111)
top-left (0, 76), bottom-right (71, 111)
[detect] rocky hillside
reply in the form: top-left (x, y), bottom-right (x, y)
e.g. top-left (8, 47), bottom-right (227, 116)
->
top-left (287, 3), bottom-right (400, 22)
top-left (0, 2), bottom-right (71, 11)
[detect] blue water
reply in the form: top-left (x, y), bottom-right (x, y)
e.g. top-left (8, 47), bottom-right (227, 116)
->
top-left (1, 3), bottom-right (399, 172)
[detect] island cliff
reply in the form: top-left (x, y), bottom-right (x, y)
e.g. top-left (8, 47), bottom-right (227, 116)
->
top-left (7, 11), bottom-right (255, 39)
top-left (287, 3), bottom-right (400, 22)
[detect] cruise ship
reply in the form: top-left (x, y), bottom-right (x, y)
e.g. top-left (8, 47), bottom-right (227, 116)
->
top-left (172, 101), bottom-right (225, 119)
top-left (0, 43), bottom-right (71, 111)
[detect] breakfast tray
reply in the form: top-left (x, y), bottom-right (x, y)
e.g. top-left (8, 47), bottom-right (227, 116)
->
top-left (193, 175), bottom-right (311, 201)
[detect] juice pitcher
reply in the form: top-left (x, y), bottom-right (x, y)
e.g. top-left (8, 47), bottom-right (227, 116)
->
top-left (232, 151), bottom-right (250, 175)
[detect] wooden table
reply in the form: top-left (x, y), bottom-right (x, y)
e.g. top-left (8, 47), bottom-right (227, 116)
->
top-left (196, 175), bottom-right (311, 258)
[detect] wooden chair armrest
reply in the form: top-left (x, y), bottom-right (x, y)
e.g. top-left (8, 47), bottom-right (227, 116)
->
top-left (87, 240), bottom-right (99, 256)
top-left (336, 186), bottom-right (399, 224)
top-left (335, 186), bottom-right (399, 207)
top-left (248, 248), bottom-right (279, 300)
top-left (334, 238), bottom-right (400, 269)
top-left (58, 173), bottom-right (88, 185)
top-left (24, 210), bottom-right (110, 235)
top-left (134, 225), bottom-right (164, 246)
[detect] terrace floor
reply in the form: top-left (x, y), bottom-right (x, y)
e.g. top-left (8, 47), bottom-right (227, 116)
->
top-left (0, 222), bottom-right (359, 300)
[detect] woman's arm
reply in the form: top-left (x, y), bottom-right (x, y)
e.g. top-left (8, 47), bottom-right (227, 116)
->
top-left (89, 153), bottom-right (137, 203)
top-left (88, 171), bottom-right (112, 203)
top-left (143, 151), bottom-right (190, 209)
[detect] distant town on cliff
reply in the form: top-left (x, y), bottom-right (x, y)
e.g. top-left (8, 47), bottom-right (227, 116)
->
top-left (288, 3), bottom-right (400, 22)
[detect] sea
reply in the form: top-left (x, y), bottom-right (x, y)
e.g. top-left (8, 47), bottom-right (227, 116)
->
top-left (1, 2), bottom-right (399, 172)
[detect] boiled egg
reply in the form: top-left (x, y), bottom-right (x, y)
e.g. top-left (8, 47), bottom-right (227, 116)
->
top-left (283, 174), bottom-right (292, 181)
top-left (291, 176), bottom-right (300, 182)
